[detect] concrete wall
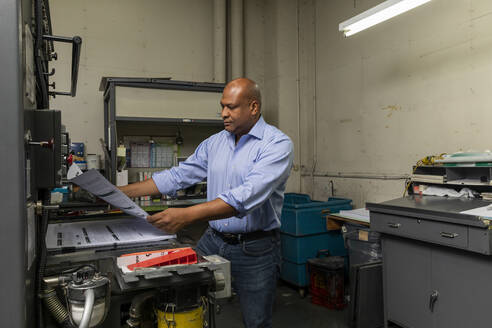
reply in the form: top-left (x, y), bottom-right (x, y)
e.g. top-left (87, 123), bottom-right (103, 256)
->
top-left (302, 0), bottom-right (492, 206)
top-left (50, 0), bottom-right (492, 207)
top-left (49, 0), bottom-right (217, 155)
top-left (49, 0), bottom-right (303, 190)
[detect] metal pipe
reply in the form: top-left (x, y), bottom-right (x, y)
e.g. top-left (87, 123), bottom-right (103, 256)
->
top-left (301, 171), bottom-right (409, 180)
top-left (70, 36), bottom-right (82, 96)
top-left (310, 0), bottom-right (320, 199)
top-left (43, 276), bottom-right (62, 288)
top-left (296, 0), bottom-right (302, 192)
top-left (43, 274), bottom-right (71, 288)
top-left (42, 35), bottom-right (77, 43)
top-left (79, 289), bottom-right (95, 328)
top-left (214, 0), bottom-right (226, 83)
top-left (230, 0), bottom-right (244, 79)
top-left (127, 291), bottom-right (157, 328)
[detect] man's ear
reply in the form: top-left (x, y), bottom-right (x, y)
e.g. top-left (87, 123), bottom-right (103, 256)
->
top-left (250, 100), bottom-right (259, 116)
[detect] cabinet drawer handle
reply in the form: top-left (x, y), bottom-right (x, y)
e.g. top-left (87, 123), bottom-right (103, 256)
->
top-left (429, 290), bottom-right (439, 312)
top-left (440, 232), bottom-right (459, 239)
top-left (388, 223), bottom-right (401, 229)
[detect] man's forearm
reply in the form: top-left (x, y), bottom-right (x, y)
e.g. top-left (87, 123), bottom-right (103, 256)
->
top-left (184, 198), bottom-right (238, 223)
top-left (119, 178), bottom-right (161, 198)
top-left (146, 198), bottom-right (239, 233)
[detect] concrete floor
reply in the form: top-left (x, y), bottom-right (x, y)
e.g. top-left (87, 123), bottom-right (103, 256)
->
top-left (180, 222), bottom-right (351, 328)
top-left (215, 282), bottom-right (349, 328)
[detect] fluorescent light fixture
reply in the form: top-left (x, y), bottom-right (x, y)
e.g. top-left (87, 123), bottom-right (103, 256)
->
top-left (339, 0), bottom-right (432, 37)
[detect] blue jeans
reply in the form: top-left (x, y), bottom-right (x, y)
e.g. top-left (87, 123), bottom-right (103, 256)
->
top-left (197, 228), bottom-right (281, 328)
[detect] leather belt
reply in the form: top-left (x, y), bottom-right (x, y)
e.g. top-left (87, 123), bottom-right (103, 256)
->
top-left (211, 228), bottom-right (279, 245)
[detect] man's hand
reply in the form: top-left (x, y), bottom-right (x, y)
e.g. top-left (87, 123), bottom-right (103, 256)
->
top-left (147, 207), bottom-right (192, 234)
top-left (146, 199), bottom-right (238, 234)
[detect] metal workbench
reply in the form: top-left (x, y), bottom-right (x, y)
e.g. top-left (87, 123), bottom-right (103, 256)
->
top-left (367, 195), bottom-right (492, 328)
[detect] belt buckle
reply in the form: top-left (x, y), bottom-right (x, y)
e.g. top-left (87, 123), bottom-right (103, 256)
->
top-left (222, 232), bottom-right (240, 244)
top-left (230, 233), bottom-right (241, 244)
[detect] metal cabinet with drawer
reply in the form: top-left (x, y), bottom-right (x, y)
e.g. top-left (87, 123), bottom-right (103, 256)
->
top-left (367, 196), bottom-right (492, 328)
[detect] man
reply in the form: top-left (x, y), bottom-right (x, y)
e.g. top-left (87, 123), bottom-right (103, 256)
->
top-left (120, 78), bottom-right (293, 328)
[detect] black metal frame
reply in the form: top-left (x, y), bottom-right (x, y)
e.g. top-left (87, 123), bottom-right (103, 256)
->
top-left (100, 78), bottom-right (226, 183)
top-left (42, 35), bottom-right (82, 97)
top-left (34, 0), bottom-right (52, 108)
top-left (34, 0), bottom-right (83, 107)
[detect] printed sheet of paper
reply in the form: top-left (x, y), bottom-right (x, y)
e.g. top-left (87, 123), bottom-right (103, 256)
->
top-left (68, 164), bottom-right (148, 220)
top-left (460, 205), bottom-right (492, 218)
top-left (46, 218), bottom-right (174, 250)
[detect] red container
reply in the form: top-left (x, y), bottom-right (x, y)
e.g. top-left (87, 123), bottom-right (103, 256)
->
top-left (308, 256), bottom-right (346, 310)
top-left (127, 247), bottom-right (197, 270)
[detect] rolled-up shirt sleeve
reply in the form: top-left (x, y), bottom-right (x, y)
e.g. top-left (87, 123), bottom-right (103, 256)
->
top-left (218, 137), bottom-right (293, 217)
top-left (152, 138), bottom-right (209, 196)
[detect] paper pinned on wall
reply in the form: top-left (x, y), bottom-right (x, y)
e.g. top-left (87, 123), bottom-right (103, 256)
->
top-left (67, 164), bottom-right (149, 220)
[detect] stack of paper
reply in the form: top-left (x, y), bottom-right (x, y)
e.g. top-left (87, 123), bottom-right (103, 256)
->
top-left (337, 208), bottom-right (370, 223)
top-left (481, 192), bottom-right (492, 201)
top-left (411, 174), bottom-right (445, 184)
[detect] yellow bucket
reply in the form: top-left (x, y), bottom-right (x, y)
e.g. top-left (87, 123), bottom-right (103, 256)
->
top-left (156, 306), bottom-right (203, 328)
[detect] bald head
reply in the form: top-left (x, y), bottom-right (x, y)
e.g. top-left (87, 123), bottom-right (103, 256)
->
top-left (225, 78), bottom-right (262, 111)
top-left (220, 78), bottom-right (262, 140)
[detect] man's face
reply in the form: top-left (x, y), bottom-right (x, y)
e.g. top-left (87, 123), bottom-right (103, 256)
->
top-left (220, 85), bottom-right (257, 136)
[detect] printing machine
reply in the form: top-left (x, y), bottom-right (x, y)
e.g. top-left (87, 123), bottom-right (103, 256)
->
top-left (1, 1), bottom-right (230, 327)
top-left (41, 208), bottom-right (231, 328)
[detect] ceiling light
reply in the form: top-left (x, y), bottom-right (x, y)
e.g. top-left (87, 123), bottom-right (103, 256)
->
top-left (339, 0), bottom-right (432, 37)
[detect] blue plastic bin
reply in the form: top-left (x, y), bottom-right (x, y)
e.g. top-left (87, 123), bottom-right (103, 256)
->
top-left (280, 193), bottom-right (352, 288)
top-left (281, 193), bottom-right (352, 236)
top-left (284, 193), bottom-right (312, 204)
top-left (281, 232), bottom-right (347, 264)
top-left (281, 260), bottom-right (309, 287)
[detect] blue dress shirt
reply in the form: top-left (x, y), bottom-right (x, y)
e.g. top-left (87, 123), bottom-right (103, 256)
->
top-left (152, 116), bottom-right (294, 233)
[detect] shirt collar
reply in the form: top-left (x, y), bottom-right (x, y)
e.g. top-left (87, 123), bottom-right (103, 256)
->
top-left (226, 116), bottom-right (266, 147)
top-left (247, 116), bottom-right (266, 140)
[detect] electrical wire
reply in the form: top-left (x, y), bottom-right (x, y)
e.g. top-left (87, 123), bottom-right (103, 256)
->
top-left (61, 264), bottom-right (98, 277)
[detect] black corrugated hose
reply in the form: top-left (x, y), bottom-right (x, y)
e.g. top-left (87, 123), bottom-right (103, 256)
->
top-left (37, 206), bottom-right (75, 328)
top-left (36, 208), bottom-right (49, 328)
